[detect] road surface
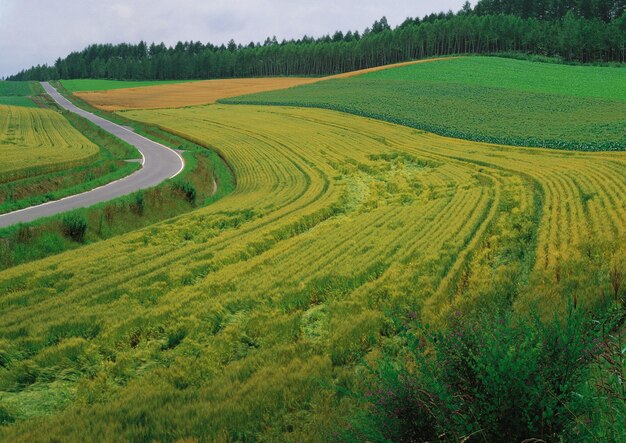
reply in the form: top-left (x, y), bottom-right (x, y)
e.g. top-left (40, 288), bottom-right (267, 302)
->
top-left (0, 82), bottom-right (184, 228)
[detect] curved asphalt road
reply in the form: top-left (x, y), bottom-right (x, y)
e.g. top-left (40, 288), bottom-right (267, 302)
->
top-left (0, 82), bottom-right (185, 228)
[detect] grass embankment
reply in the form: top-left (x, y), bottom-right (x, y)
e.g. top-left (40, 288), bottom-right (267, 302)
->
top-left (0, 103), bottom-right (623, 441)
top-left (224, 56), bottom-right (626, 151)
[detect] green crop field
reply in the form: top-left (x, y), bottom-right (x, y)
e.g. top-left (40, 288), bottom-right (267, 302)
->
top-left (224, 56), bottom-right (626, 151)
top-left (0, 98), bottom-right (623, 440)
top-left (0, 81), bottom-right (40, 97)
top-left (0, 97), bottom-right (36, 108)
top-left (0, 81), bottom-right (41, 108)
top-left (0, 105), bottom-right (100, 183)
top-left (60, 79), bottom-right (196, 92)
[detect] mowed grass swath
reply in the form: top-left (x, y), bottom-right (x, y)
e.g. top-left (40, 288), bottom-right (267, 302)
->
top-left (0, 103), bottom-right (624, 441)
top-left (0, 105), bottom-right (100, 183)
top-left (74, 77), bottom-right (323, 111)
top-left (225, 56), bottom-right (626, 151)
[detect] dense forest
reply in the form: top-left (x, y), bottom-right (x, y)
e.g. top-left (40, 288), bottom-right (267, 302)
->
top-left (8, 0), bottom-right (626, 81)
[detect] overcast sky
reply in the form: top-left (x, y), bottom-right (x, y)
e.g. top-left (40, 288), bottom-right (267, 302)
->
top-left (0, 0), bottom-right (467, 78)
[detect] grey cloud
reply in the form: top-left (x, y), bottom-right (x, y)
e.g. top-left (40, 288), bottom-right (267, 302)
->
top-left (0, 0), bottom-right (466, 78)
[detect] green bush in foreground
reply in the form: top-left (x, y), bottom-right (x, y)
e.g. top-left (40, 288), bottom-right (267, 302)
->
top-left (343, 301), bottom-right (626, 442)
top-left (61, 213), bottom-right (88, 243)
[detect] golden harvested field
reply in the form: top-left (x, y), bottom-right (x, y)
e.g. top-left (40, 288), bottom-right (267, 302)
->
top-left (75, 77), bottom-right (320, 111)
top-left (1, 104), bottom-right (623, 440)
top-left (0, 105), bottom-right (100, 183)
top-left (73, 58), bottom-right (455, 111)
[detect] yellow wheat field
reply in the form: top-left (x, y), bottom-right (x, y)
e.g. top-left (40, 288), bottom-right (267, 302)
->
top-left (0, 105), bottom-right (100, 182)
top-left (1, 104), bottom-right (624, 440)
top-left (73, 58), bottom-right (455, 111)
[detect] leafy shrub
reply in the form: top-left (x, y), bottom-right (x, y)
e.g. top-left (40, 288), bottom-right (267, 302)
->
top-left (343, 302), bottom-right (624, 442)
top-left (0, 404), bottom-right (15, 425)
top-left (131, 191), bottom-right (145, 215)
top-left (61, 213), bottom-right (87, 243)
top-left (173, 180), bottom-right (197, 205)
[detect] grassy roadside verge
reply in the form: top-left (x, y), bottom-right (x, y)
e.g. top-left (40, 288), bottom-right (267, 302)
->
top-left (0, 85), bottom-right (235, 271)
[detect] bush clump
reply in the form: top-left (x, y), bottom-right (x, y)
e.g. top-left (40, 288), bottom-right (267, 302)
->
top-left (61, 213), bottom-right (87, 243)
top-left (343, 301), bottom-right (625, 442)
top-left (173, 180), bottom-right (197, 205)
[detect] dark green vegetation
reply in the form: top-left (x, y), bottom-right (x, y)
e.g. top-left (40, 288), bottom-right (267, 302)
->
top-left (60, 79), bottom-right (195, 93)
top-left (474, 0), bottom-right (624, 21)
top-left (9, 1), bottom-right (626, 81)
top-left (0, 93), bottom-right (141, 214)
top-left (344, 299), bottom-right (626, 443)
top-left (0, 81), bottom-right (40, 107)
top-left (225, 56), bottom-right (626, 151)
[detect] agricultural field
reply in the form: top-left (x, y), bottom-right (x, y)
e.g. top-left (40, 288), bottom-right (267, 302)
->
top-left (59, 79), bottom-right (196, 92)
top-left (0, 81), bottom-right (40, 97)
top-left (0, 105), bottom-right (100, 183)
top-left (0, 101), bottom-right (623, 440)
top-left (0, 81), bottom-right (41, 108)
top-left (69, 58), bottom-right (453, 112)
top-left (0, 97), bottom-right (37, 108)
top-left (73, 77), bottom-right (322, 111)
top-left (225, 56), bottom-right (626, 151)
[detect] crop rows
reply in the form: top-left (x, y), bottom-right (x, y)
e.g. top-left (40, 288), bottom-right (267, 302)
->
top-left (224, 57), bottom-right (626, 152)
top-left (0, 105), bottom-right (100, 183)
top-left (0, 105), bottom-right (624, 440)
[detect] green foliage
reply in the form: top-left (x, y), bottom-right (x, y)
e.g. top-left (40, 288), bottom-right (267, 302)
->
top-left (226, 57), bottom-right (626, 151)
top-left (173, 180), bottom-right (197, 205)
top-left (61, 213), bottom-right (87, 243)
top-left (344, 302), bottom-right (625, 442)
top-left (0, 405), bottom-right (15, 426)
top-left (131, 192), bottom-right (146, 216)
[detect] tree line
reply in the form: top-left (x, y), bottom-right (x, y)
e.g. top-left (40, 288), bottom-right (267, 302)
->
top-left (8, 0), bottom-right (626, 81)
